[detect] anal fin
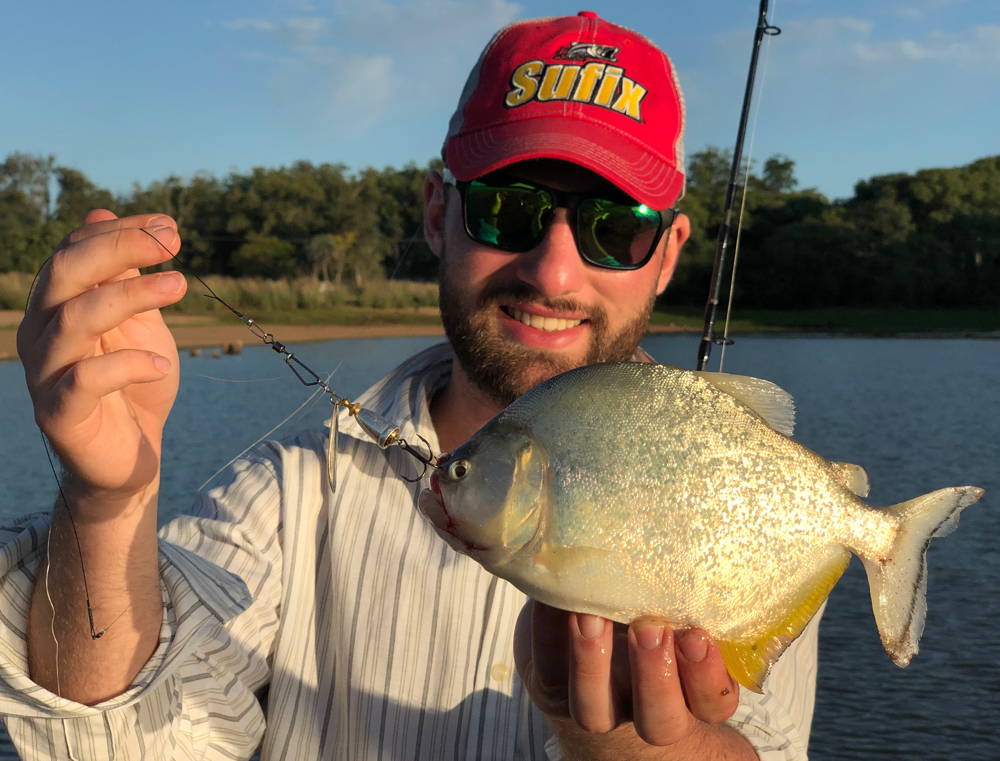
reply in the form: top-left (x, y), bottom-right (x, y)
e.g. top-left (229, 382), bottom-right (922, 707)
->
top-left (719, 550), bottom-right (850, 693)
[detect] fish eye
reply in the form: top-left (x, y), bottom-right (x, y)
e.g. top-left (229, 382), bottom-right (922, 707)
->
top-left (448, 460), bottom-right (471, 480)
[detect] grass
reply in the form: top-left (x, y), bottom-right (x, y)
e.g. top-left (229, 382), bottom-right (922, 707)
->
top-left (168, 276), bottom-right (439, 314)
top-left (0, 273), bottom-right (34, 311)
top-left (3, 270), bottom-right (1000, 336)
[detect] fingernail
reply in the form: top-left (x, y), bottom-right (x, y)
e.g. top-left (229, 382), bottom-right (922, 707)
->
top-left (157, 272), bottom-right (185, 293)
top-left (150, 225), bottom-right (177, 246)
top-left (676, 631), bottom-right (709, 663)
top-left (577, 613), bottom-right (605, 640)
top-left (153, 355), bottom-right (170, 373)
top-left (146, 215), bottom-right (171, 228)
top-left (631, 621), bottom-right (664, 651)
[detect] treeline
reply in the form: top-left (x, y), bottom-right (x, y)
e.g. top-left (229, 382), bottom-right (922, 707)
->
top-left (1, 150), bottom-right (998, 308)
top-left (675, 150), bottom-right (1000, 309)
top-left (0, 154), bottom-right (441, 286)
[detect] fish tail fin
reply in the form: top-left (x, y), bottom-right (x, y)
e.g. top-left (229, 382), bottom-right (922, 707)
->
top-left (862, 486), bottom-right (983, 667)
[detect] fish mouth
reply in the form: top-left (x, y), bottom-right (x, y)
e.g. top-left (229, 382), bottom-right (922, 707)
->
top-left (418, 473), bottom-right (489, 555)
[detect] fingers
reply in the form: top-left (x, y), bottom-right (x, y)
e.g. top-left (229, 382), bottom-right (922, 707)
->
top-left (19, 222), bottom-right (182, 355)
top-left (628, 619), bottom-right (692, 746)
top-left (61, 212), bottom-right (174, 250)
top-left (31, 271), bottom-right (186, 385)
top-left (674, 629), bottom-right (740, 724)
top-left (38, 224), bottom-right (180, 311)
top-left (41, 351), bottom-right (172, 431)
top-left (513, 599), bottom-right (534, 681)
top-left (516, 606), bottom-right (737, 747)
top-left (568, 613), bottom-right (621, 732)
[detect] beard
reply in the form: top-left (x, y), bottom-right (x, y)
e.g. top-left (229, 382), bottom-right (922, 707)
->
top-left (438, 244), bottom-right (657, 409)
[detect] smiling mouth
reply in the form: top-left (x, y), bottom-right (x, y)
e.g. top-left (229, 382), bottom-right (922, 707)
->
top-left (501, 307), bottom-right (585, 332)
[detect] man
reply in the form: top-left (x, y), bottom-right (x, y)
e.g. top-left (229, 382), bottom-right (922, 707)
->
top-left (1, 11), bottom-right (819, 760)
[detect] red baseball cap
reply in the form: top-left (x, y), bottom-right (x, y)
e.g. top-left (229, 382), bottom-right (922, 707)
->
top-left (444, 10), bottom-right (686, 209)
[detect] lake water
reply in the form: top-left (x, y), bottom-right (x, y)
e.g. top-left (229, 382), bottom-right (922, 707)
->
top-left (0, 334), bottom-right (996, 760)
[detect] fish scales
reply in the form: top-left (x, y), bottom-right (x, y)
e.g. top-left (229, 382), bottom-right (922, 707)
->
top-left (502, 365), bottom-right (859, 635)
top-left (418, 362), bottom-right (983, 690)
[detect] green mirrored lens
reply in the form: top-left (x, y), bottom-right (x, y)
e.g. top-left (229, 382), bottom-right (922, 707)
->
top-left (465, 181), bottom-right (554, 252)
top-left (577, 199), bottom-right (662, 268)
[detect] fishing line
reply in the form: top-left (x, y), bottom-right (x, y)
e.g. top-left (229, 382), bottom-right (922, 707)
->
top-left (181, 374), bottom-right (295, 383)
top-left (43, 519), bottom-right (59, 697)
top-left (196, 365), bottom-right (340, 492)
top-left (719, 0), bottom-right (779, 373)
top-left (40, 435), bottom-right (112, 641)
top-left (22, 254), bottom-right (132, 658)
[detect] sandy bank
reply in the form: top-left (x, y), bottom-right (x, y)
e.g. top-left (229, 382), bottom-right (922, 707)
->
top-left (0, 311), bottom-right (701, 361)
top-left (0, 313), bottom-right (446, 361)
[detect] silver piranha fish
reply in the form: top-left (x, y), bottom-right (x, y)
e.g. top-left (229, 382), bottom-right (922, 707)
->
top-left (417, 362), bottom-right (983, 692)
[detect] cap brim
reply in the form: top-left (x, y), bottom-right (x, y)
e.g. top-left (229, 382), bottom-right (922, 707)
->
top-left (445, 116), bottom-right (684, 209)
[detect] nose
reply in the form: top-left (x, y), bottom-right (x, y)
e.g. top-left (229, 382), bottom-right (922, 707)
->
top-left (514, 209), bottom-right (587, 297)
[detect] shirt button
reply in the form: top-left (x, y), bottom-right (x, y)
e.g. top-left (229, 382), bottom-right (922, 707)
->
top-left (490, 663), bottom-right (510, 682)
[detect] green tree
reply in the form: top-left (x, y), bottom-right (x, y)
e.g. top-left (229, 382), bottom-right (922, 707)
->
top-left (0, 153), bottom-right (57, 270)
top-left (761, 155), bottom-right (797, 193)
top-left (231, 233), bottom-right (297, 279)
top-left (307, 232), bottom-right (354, 283)
top-left (55, 167), bottom-right (118, 223)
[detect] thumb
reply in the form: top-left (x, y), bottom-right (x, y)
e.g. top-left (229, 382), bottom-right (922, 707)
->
top-left (513, 600), bottom-right (534, 681)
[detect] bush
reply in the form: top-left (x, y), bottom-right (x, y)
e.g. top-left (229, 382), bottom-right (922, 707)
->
top-left (0, 272), bottom-right (36, 310)
top-left (166, 276), bottom-right (438, 313)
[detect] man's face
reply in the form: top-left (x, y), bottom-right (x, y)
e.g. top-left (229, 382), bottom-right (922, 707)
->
top-left (430, 160), bottom-right (687, 408)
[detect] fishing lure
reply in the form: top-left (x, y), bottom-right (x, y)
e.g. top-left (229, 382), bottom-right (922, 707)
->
top-left (138, 228), bottom-right (441, 492)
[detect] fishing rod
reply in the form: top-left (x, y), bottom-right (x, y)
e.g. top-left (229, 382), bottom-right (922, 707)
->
top-left (695, 0), bottom-right (780, 371)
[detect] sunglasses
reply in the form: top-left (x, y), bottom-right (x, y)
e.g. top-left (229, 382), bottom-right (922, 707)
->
top-left (443, 169), bottom-right (679, 271)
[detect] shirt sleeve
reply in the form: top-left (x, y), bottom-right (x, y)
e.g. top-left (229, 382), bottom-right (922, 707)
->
top-left (0, 445), bottom-right (287, 761)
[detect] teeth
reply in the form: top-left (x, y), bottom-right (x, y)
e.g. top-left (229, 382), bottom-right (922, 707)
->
top-left (510, 308), bottom-right (582, 332)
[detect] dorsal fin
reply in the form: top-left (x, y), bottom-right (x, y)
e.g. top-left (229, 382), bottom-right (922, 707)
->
top-left (829, 461), bottom-right (871, 497)
top-left (692, 371), bottom-right (796, 437)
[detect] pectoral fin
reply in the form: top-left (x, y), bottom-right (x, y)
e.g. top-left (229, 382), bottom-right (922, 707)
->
top-left (829, 461), bottom-right (871, 497)
top-left (691, 371), bottom-right (796, 436)
top-left (718, 551), bottom-right (849, 693)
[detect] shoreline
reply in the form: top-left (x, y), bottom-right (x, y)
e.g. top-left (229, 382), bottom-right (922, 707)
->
top-left (2, 310), bottom-right (997, 362)
top-left (0, 312), bottom-right (700, 362)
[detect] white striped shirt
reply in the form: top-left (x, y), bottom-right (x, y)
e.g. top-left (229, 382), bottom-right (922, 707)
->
top-left (0, 343), bottom-right (820, 760)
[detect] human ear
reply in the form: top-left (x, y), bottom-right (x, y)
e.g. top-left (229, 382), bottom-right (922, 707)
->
top-left (423, 170), bottom-right (446, 260)
top-left (655, 212), bottom-right (690, 295)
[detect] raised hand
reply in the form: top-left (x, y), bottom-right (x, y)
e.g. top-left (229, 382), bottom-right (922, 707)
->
top-left (17, 210), bottom-right (187, 509)
top-left (513, 601), bottom-right (755, 760)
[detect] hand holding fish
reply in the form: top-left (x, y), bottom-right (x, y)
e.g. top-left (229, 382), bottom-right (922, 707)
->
top-left (513, 601), bottom-right (757, 759)
top-left (17, 209), bottom-right (184, 703)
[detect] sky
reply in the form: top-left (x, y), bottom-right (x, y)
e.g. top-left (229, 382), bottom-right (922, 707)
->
top-left (2, 0), bottom-right (998, 201)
